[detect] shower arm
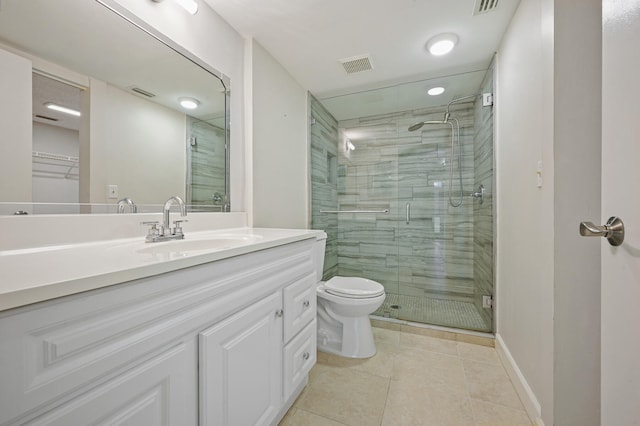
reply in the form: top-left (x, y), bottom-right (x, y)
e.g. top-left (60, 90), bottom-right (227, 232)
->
top-left (444, 94), bottom-right (478, 122)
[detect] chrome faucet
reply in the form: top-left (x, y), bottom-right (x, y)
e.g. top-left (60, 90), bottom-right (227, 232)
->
top-left (116, 197), bottom-right (137, 213)
top-left (163, 195), bottom-right (186, 231)
top-left (141, 195), bottom-right (188, 243)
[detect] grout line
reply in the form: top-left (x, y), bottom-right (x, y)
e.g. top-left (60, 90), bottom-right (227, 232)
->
top-left (461, 349), bottom-right (480, 426)
top-left (378, 376), bottom-right (392, 426)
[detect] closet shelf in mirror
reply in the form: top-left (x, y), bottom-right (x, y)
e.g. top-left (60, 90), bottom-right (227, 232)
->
top-left (32, 151), bottom-right (79, 180)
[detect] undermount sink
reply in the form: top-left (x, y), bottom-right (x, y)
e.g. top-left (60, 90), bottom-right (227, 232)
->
top-left (136, 234), bottom-right (263, 255)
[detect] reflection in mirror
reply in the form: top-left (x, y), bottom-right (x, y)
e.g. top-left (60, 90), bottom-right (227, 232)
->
top-left (0, 0), bottom-right (229, 215)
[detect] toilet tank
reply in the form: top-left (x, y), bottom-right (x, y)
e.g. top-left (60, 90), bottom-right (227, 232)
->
top-left (313, 232), bottom-right (328, 282)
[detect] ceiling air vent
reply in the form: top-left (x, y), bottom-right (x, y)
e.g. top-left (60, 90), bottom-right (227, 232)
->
top-left (473, 0), bottom-right (500, 15)
top-left (339, 54), bottom-right (373, 75)
top-left (130, 87), bottom-right (156, 98)
top-left (35, 115), bottom-right (59, 121)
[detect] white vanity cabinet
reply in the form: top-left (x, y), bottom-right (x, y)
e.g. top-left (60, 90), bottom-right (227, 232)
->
top-left (0, 237), bottom-right (318, 426)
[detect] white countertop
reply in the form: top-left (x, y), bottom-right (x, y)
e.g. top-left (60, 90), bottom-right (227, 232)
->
top-left (0, 227), bottom-right (323, 312)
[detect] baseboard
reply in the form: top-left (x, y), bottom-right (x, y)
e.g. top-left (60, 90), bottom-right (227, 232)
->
top-left (495, 333), bottom-right (545, 425)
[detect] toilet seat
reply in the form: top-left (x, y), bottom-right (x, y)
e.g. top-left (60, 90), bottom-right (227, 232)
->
top-left (324, 276), bottom-right (385, 299)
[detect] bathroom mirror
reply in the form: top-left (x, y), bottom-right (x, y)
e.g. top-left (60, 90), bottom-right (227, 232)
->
top-left (0, 0), bottom-right (230, 214)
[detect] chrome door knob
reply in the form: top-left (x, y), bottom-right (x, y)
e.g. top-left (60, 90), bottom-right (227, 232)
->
top-left (579, 216), bottom-right (624, 246)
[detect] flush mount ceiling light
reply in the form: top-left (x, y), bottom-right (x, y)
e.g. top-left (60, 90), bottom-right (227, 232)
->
top-left (44, 102), bottom-right (81, 117)
top-left (179, 97), bottom-right (200, 109)
top-left (151, 0), bottom-right (198, 15)
top-left (174, 0), bottom-right (198, 14)
top-left (426, 33), bottom-right (458, 56)
top-left (427, 86), bottom-right (446, 96)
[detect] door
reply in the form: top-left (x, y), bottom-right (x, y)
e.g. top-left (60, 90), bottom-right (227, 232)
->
top-left (199, 292), bottom-right (283, 426)
top-left (601, 1), bottom-right (640, 423)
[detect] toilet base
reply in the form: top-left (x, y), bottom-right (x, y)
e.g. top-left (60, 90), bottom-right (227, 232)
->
top-left (317, 315), bottom-right (377, 359)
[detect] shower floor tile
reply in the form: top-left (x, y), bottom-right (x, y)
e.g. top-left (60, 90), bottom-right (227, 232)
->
top-left (374, 293), bottom-right (489, 331)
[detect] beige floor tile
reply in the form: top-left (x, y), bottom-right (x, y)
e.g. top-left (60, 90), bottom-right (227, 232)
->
top-left (317, 342), bottom-right (397, 378)
top-left (457, 341), bottom-right (502, 365)
top-left (374, 327), bottom-right (401, 346)
top-left (463, 359), bottom-right (525, 410)
top-left (381, 380), bottom-right (475, 426)
top-left (471, 399), bottom-right (533, 425)
top-left (392, 347), bottom-right (468, 395)
top-left (278, 407), bottom-right (297, 425)
top-left (280, 408), bottom-right (350, 426)
top-left (296, 365), bottom-right (389, 426)
top-left (400, 332), bottom-right (459, 356)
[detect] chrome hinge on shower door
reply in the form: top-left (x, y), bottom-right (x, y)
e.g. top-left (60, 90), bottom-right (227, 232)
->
top-left (482, 295), bottom-right (493, 309)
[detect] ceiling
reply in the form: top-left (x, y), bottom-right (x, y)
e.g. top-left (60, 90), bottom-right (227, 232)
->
top-left (204, 0), bottom-right (521, 108)
top-left (0, 0), bottom-right (226, 127)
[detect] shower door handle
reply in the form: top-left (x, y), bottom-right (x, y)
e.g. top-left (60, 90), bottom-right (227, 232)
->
top-left (406, 202), bottom-right (410, 224)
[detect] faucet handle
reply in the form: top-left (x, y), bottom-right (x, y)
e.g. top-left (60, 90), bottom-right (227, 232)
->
top-left (173, 219), bottom-right (188, 236)
top-left (141, 221), bottom-right (162, 240)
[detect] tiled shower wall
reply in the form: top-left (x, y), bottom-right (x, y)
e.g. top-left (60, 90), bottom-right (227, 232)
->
top-left (310, 95), bottom-right (339, 279)
top-left (472, 68), bottom-right (495, 327)
top-left (187, 117), bottom-right (226, 210)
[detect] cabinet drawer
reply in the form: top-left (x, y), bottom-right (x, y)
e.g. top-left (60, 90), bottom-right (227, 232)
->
top-left (283, 273), bottom-right (316, 342)
top-left (283, 319), bottom-right (316, 401)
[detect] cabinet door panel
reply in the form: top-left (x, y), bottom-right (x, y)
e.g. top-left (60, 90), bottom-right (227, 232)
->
top-left (199, 292), bottom-right (283, 426)
top-left (25, 339), bottom-right (197, 426)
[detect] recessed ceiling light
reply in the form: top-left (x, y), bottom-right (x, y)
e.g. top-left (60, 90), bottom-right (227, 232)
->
top-left (174, 0), bottom-right (198, 14)
top-left (427, 87), bottom-right (445, 96)
top-left (151, 0), bottom-right (198, 14)
top-left (426, 33), bottom-right (459, 56)
top-left (179, 97), bottom-right (200, 109)
top-left (44, 102), bottom-right (81, 117)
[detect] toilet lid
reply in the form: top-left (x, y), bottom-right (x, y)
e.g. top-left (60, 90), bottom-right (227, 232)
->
top-left (325, 276), bottom-right (385, 298)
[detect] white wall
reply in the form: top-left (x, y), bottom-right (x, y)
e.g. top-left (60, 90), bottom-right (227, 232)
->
top-left (495, 0), bottom-right (555, 423)
top-left (104, 0), bottom-right (246, 211)
top-left (0, 48), bottom-right (32, 202)
top-left (250, 40), bottom-right (309, 228)
top-left (87, 82), bottom-right (186, 204)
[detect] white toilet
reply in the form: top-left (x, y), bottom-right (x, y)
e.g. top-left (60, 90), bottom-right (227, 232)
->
top-left (313, 233), bottom-right (386, 358)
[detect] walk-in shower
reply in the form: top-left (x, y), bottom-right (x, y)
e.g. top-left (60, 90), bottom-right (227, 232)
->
top-left (310, 70), bottom-right (494, 333)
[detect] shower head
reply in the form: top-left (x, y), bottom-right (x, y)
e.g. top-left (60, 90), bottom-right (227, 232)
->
top-left (407, 120), bottom-right (448, 132)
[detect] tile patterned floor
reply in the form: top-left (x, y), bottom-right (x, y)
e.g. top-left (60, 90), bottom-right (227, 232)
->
top-left (374, 293), bottom-right (489, 331)
top-left (280, 327), bottom-right (532, 426)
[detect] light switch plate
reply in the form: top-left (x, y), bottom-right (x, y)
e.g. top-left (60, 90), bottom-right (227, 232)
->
top-left (107, 184), bottom-right (118, 199)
